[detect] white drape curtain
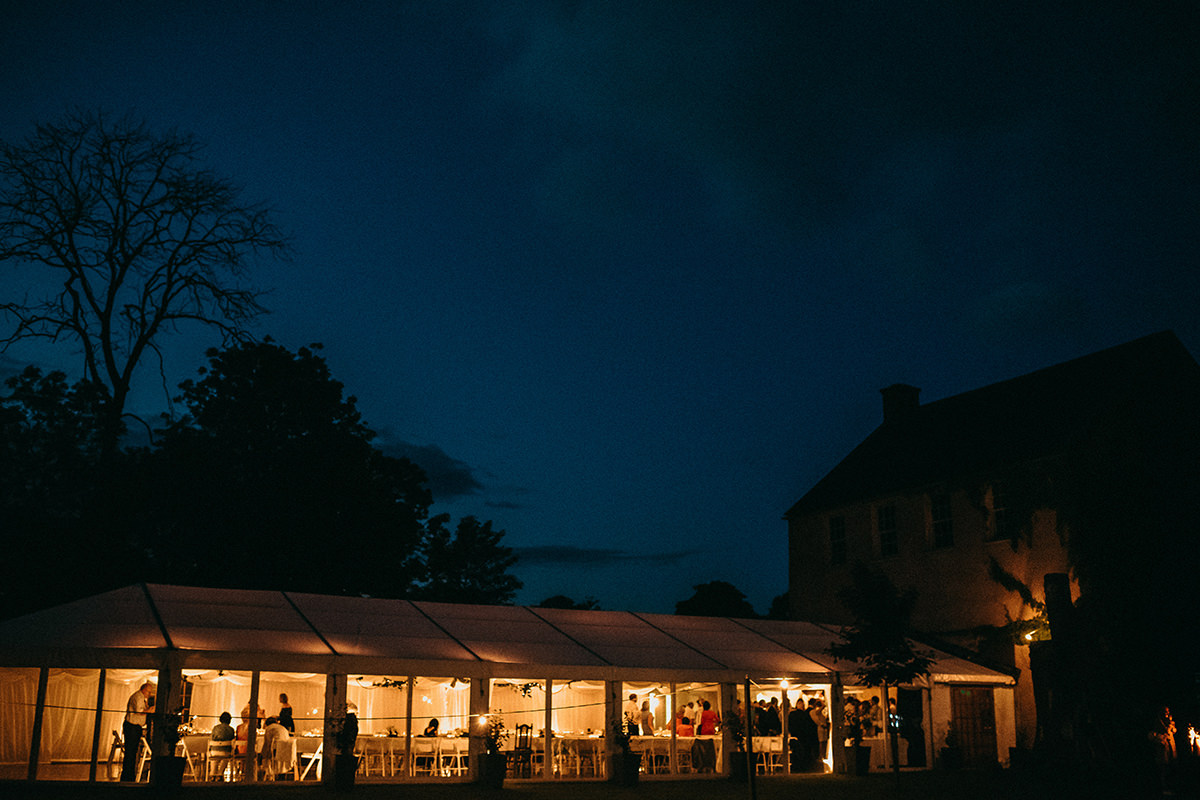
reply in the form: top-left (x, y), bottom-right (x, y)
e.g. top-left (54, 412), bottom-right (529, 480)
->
top-left (1, 668), bottom-right (609, 767)
top-left (0, 668), bottom-right (38, 764)
top-left (407, 677), bottom-right (471, 735)
top-left (491, 679), bottom-right (605, 735)
top-left (347, 676), bottom-right (410, 735)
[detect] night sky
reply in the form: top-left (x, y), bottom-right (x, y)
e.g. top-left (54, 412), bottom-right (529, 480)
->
top-left (3, 1), bottom-right (1197, 614)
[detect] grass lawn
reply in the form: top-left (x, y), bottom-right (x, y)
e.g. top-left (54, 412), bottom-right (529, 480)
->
top-left (0, 768), bottom-right (1176, 800)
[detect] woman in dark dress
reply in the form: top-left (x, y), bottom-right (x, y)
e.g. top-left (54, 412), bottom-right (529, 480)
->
top-left (278, 693), bottom-right (295, 733)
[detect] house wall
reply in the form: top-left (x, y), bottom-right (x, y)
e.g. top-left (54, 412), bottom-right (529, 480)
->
top-left (788, 486), bottom-right (1073, 751)
top-left (929, 684), bottom-right (1017, 767)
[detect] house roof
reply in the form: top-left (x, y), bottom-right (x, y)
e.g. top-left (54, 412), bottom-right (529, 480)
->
top-left (0, 583), bottom-right (1012, 685)
top-left (786, 331), bottom-right (1200, 518)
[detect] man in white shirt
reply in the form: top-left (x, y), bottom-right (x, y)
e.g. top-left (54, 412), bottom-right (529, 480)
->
top-left (623, 693), bottom-right (641, 735)
top-left (121, 682), bottom-right (154, 781)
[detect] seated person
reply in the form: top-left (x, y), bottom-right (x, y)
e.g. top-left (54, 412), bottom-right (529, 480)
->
top-left (210, 711), bottom-right (235, 754)
top-left (260, 716), bottom-right (291, 778)
top-left (234, 720), bottom-right (251, 755)
top-left (421, 718), bottom-right (439, 737)
top-left (676, 715), bottom-right (695, 737)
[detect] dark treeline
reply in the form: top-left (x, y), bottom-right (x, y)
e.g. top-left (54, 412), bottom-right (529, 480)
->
top-left (0, 340), bottom-right (521, 619)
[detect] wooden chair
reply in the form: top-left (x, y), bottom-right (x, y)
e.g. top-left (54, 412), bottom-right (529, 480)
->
top-left (508, 724), bottom-right (533, 778)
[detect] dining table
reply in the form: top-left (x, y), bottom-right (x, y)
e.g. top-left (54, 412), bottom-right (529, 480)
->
top-left (551, 734), bottom-right (605, 778)
top-left (630, 734), bottom-right (674, 774)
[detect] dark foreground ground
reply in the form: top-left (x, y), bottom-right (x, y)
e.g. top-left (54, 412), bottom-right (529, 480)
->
top-left (1, 766), bottom-right (1196, 800)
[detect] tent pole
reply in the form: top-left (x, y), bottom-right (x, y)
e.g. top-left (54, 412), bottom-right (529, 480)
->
top-left (744, 676), bottom-right (756, 800)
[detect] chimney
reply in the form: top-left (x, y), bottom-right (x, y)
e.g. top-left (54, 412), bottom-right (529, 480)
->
top-left (880, 383), bottom-right (921, 423)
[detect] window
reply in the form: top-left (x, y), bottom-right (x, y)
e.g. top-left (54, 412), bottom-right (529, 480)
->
top-left (931, 493), bottom-right (954, 548)
top-left (828, 516), bottom-right (847, 565)
top-left (877, 504), bottom-right (898, 557)
top-left (989, 484), bottom-right (1015, 541)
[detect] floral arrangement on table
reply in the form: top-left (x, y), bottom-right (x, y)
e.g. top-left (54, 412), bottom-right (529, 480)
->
top-left (484, 710), bottom-right (509, 754)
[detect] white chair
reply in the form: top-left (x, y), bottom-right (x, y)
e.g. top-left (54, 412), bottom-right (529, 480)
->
top-left (410, 737), bottom-right (439, 776)
top-left (268, 739), bottom-right (298, 781)
top-left (297, 741), bottom-right (323, 780)
top-left (441, 737), bottom-right (467, 776)
top-left (135, 736), bottom-right (151, 781)
top-left (206, 742), bottom-right (234, 781)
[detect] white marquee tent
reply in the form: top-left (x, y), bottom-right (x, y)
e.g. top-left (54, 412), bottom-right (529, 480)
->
top-left (0, 584), bottom-right (1016, 784)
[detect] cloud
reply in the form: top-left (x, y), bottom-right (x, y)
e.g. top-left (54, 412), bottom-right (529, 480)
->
top-left (515, 545), bottom-right (697, 568)
top-left (378, 439), bottom-right (483, 502)
top-left (485, 499), bottom-right (526, 510)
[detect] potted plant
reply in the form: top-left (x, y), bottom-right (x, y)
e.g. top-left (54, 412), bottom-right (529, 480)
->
top-left (725, 706), bottom-right (748, 782)
top-left (333, 706), bottom-right (359, 791)
top-left (152, 712), bottom-right (187, 789)
top-left (480, 711), bottom-right (509, 789)
top-left (612, 716), bottom-right (640, 786)
top-left (939, 723), bottom-right (963, 770)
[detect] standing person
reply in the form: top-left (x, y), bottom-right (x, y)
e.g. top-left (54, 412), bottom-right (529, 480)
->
top-left (765, 697), bottom-right (783, 736)
top-left (788, 700), bottom-right (817, 772)
top-left (277, 693), bottom-right (295, 733)
top-left (1151, 705), bottom-right (1177, 793)
top-left (867, 696), bottom-right (883, 737)
top-left (810, 697), bottom-right (830, 769)
top-left (640, 700), bottom-right (656, 735)
top-left (121, 682), bottom-right (154, 781)
top-left (624, 693), bottom-right (641, 735)
top-left (698, 701), bottom-right (720, 735)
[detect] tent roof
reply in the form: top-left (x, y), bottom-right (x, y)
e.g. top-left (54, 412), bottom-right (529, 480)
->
top-left (0, 584), bottom-right (1013, 685)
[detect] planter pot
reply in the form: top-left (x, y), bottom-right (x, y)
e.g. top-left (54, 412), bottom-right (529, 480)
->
top-left (853, 744), bottom-right (872, 776)
top-left (617, 751), bottom-right (641, 786)
top-left (334, 753), bottom-right (358, 791)
top-left (939, 746), bottom-right (963, 771)
top-left (729, 751), bottom-right (748, 782)
top-left (152, 754), bottom-right (186, 788)
top-left (480, 751), bottom-right (506, 789)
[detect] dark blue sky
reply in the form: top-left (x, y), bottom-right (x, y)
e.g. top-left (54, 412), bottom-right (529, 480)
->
top-left (3, 1), bottom-right (1198, 614)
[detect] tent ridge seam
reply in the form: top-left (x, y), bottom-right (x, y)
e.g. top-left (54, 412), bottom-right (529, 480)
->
top-left (630, 611), bottom-right (727, 669)
top-left (280, 591), bottom-right (339, 656)
top-left (408, 601), bottom-right (484, 661)
top-left (140, 583), bottom-right (175, 650)
top-left (522, 606), bottom-right (613, 667)
top-left (728, 617), bottom-right (840, 674)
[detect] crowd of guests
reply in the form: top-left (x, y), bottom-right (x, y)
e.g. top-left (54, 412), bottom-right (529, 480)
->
top-left (842, 695), bottom-right (885, 743)
top-left (207, 693), bottom-right (297, 780)
top-left (622, 693), bottom-right (721, 736)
